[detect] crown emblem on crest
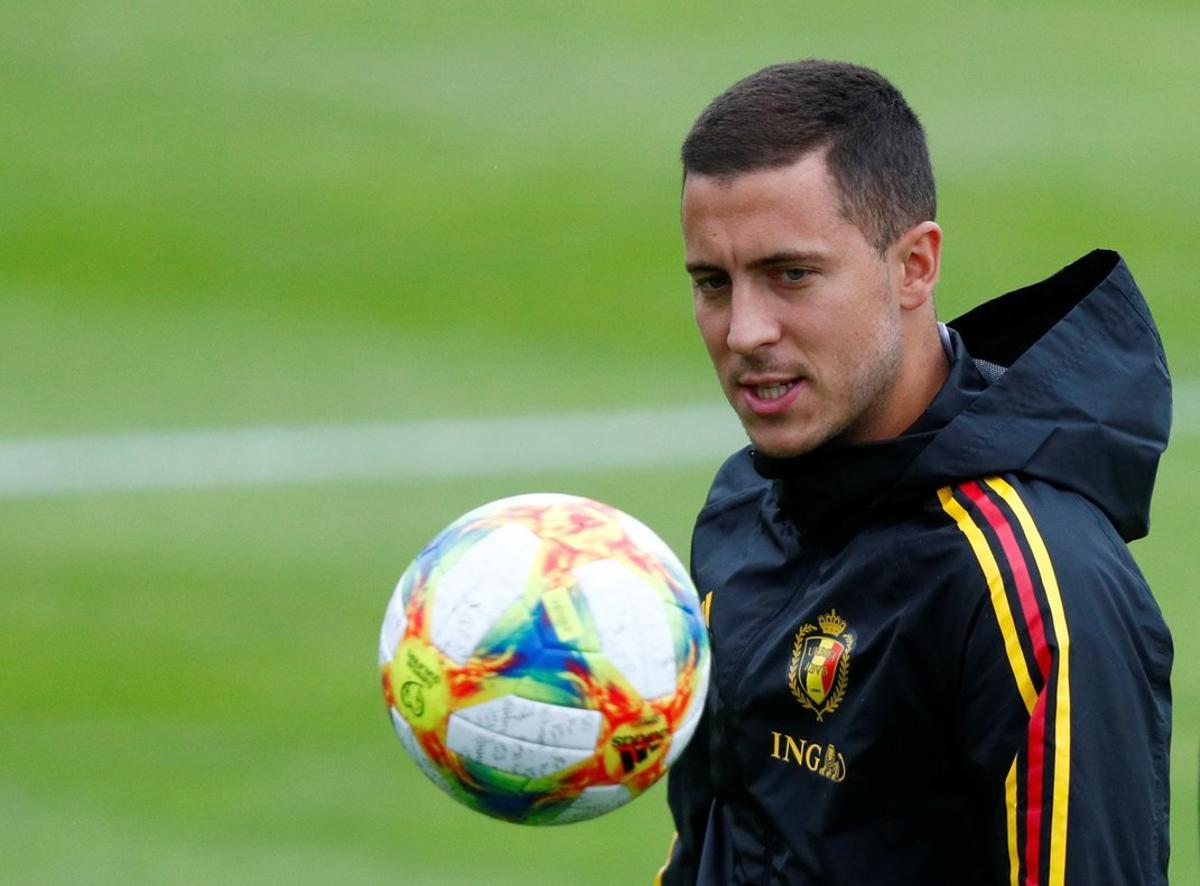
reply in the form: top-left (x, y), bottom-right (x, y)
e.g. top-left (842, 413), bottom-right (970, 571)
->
top-left (817, 611), bottom-right (847, 635)
top-left (788, 609), bottom-right (856, 722)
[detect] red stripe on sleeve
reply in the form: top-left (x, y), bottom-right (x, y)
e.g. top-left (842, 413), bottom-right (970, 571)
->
top-left (1024, 691), bottom-right (1048, 885)
top-left (961, 481), bottom-right (1053, 680)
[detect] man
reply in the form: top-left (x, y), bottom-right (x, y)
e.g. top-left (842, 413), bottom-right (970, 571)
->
top-left (659, 60), bottom-right (1172, 885)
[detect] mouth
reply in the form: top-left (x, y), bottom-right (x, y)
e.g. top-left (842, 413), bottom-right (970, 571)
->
top-left (737, 376), bottom-right (806, 416)
top-left (752, 382), bottom-right (796, 401)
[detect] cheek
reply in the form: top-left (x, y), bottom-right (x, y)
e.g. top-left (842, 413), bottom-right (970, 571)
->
top-left (693, 305), bottom-right (729, 358)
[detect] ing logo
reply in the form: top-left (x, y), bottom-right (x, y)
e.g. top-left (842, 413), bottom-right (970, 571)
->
top-left (768, 731), bottom-right (847, 783)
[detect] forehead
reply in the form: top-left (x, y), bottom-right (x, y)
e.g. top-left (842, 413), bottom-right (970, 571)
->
top-left (681, 153), bottom-right (858, 262)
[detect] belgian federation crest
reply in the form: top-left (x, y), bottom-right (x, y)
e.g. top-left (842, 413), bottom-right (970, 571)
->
top-left (788, 610), bottom-right (856, 721)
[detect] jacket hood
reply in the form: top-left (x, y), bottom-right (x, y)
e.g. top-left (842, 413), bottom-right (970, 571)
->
top-left (754, 250), bottom-right (1171, 542)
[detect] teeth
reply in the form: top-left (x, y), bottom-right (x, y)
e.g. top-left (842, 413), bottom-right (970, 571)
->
top-left (755, 383), bottom-right (794, 400)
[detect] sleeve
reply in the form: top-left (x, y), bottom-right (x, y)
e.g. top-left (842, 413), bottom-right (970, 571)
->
top-left (941, 478), bottom-right (1172, 886)
top-left (656, 546), bottom-right (718, 885)
top-left (655, 708), bottom-right (713, 885)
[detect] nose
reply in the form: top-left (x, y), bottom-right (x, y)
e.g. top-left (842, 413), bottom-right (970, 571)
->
top-left (726, 285), bottom-right (783, 355)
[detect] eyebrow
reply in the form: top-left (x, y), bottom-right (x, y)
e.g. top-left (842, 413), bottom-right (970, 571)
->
top-left (684, 250), bottom-right (828, 275)
top-left (747, 250), bottom-right (827, 270)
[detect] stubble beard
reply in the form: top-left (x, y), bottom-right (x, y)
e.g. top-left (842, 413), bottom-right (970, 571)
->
top-left (738, 284), bottom-right (904, 458)
top-left (823, 314), bottom-right (904, 449)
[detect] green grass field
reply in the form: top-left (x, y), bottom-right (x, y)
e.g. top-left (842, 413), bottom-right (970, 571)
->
top-left (3, 1), bottom-right (1197, 882)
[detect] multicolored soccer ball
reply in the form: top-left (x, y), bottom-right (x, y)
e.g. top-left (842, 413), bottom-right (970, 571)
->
top-left (378, 493), bottom-right (710, 825)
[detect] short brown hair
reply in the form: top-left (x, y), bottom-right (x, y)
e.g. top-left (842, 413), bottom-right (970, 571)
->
top-left (681, 60), bottom-right (936, 253)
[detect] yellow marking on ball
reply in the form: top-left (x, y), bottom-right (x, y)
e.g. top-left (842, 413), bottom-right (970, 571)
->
top-left (544, 587), bottom-right (585, 644)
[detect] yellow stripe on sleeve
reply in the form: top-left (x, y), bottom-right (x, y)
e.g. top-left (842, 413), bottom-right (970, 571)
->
top-left (653, 832), bottom-right (678, 886)
top-left (985, 478), bottom-right (1071, 886)
top-left (1005, 757), bottom-right (1020, 886)
top-left (937, 486), bottom-right (1038, 714)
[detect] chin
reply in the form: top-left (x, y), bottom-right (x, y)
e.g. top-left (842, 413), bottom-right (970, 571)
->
top-left (741, 411), bottom-right (846, 458)
top-left (745, 430), bottom-right (824, 459)
top-left (754, 443), bottom-right (817, 459)
top-left (732, 399), bottom-right (839, 457)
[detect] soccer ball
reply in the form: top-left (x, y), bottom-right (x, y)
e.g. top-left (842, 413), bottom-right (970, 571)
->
top-left (378, 493), bottom-right (710, 825)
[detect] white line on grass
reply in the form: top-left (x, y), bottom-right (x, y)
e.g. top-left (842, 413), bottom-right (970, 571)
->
top-left (2, 381), bottom-right (1194, 499)
top-left (0, 404), bottom-right (747, 499)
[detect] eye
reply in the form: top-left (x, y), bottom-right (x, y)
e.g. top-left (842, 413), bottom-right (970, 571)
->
top-left (692, 273), bottom-right (730, 294)
top-left (778, 267), bottom-right (809, 283)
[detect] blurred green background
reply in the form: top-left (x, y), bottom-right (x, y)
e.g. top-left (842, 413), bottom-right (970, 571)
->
top-left (2, 1), bottom-right (1196, 882)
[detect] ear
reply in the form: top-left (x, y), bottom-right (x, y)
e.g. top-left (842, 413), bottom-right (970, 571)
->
top-left (892, 221), bottom-right (942, 311)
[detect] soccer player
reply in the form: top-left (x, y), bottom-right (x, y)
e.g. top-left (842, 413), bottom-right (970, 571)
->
top-left (659, 60), bottom-right (1172, 885)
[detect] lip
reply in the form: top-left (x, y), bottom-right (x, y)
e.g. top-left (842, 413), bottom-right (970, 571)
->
top-left (738, 378), bottom-right (806, 416)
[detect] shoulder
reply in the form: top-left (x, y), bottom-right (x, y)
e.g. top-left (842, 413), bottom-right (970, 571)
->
top-left (689, 447), bottom-right (781, 581)
top-left (700, 447), bottom-right (768, 508)
top-left (934, 475), bottom-right (1152, 595)
top-left (695, 447), bottom-right (772, 526)
top-left (1003, 476), bottom-right (1172, 658)
top-left (929, 474), bottom-right (1170, 664)
top-left (928, 474), bottom-right (1127, 578)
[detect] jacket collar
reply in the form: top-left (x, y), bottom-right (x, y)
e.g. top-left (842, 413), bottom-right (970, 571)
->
top-left (751, 330), bottom-right (987, 537)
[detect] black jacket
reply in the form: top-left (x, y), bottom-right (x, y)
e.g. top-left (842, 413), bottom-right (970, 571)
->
top-left (660, 251), bottom-right (1173, 885)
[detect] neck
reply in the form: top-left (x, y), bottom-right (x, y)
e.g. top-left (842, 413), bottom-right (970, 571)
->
top-left (893, 318), bottom-right (952, 434)
top-left (853, 318), bottom-right (951, 445)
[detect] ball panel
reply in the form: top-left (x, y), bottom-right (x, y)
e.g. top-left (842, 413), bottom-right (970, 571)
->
top-left (454, 695), bottom-right (601, 752)
top-left (665, 654), bottom-right (710, 767)
top-left (574, 559), bottom-right (677, 701)
top-left (617, 511), bottom-right (685, 577)
top-left (549, 784), bottom-right (632, 825)
top-left (432, 522), bottom-right (541, 664)
top-left (386, 635), bottom-right (455, 733)
top-left (389, 707), bottom-right (454, 796)
top-left (509, 649), bottom-right (595, 713)
top-left (446, 713), bottom-right (593, 780)
top-left (600, 709), bottom-right (671, 782)
top-left (378, 568), bottom-right (411, 666)
top-left (537, 586), bottom-right (601, 652)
